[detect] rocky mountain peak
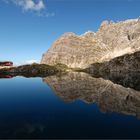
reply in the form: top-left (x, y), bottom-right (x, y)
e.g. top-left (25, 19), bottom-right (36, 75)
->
top-left (99, 20), bottom-right (109, 30)
top-left (41, 17), bottom-right (140, 68)
top-left (79, 31), bottom-right (96, 40)
top-left (61, 32), bottom-right (76, 38)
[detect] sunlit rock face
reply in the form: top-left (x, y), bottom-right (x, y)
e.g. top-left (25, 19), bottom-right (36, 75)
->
top-left (41, 17), bottom-right (140, 68)
top-left (41, 32), bottom-right (109, 68)
top-left (43, 72), bottom-right (140, 118)
top-left (96, 18), bottom-right (140, 60)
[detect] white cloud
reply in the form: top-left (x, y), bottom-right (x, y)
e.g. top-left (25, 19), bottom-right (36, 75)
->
top-left (2, 0), bottom-right (54, 17)
top-left (12, 0), bottom-right (45, 11)
top-left (15, 60), bottom-right (39, 66)
top-left (25, 59), bottom-right (39, 64)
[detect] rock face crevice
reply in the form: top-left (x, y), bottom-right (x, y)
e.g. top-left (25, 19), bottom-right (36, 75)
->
top-left (41, 17), bottom-right (140, 68)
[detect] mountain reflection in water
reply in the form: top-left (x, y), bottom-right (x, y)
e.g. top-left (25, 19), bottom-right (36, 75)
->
top-left (43, 72), bottom-right (140, 119)
top-left (0, 71), bottom-right (140, 138)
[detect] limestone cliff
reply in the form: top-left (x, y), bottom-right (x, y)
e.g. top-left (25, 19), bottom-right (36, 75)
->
top-left (41, 17), bottom-right (140, 68)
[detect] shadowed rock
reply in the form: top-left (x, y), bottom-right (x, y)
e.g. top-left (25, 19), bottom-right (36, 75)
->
top-left (87, 51), bottom-right (140, 74)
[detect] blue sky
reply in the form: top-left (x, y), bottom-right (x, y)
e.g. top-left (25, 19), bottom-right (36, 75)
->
top-left (0, 0), bottom-right (140, 65)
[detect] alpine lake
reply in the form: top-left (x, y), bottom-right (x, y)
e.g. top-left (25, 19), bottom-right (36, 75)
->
top-left (0, 70), bottom-right (140, 139)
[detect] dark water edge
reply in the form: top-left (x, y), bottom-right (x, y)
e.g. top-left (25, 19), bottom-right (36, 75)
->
top-left (0, 72), bottom-right (140, 138)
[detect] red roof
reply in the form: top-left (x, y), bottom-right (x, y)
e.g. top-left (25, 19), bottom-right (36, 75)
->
top-left (0, 61), bottom-right (13, 66)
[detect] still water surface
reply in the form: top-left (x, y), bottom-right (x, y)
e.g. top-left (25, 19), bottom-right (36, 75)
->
top-left (0, 72), bottom-right (140, 138)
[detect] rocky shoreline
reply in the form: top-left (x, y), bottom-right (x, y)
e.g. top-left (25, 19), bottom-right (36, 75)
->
top-left (0, 63), bottom-right (66, 78)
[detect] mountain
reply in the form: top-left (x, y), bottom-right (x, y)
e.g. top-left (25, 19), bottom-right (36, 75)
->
top-left (41, 17), bottom-right (140, 68)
